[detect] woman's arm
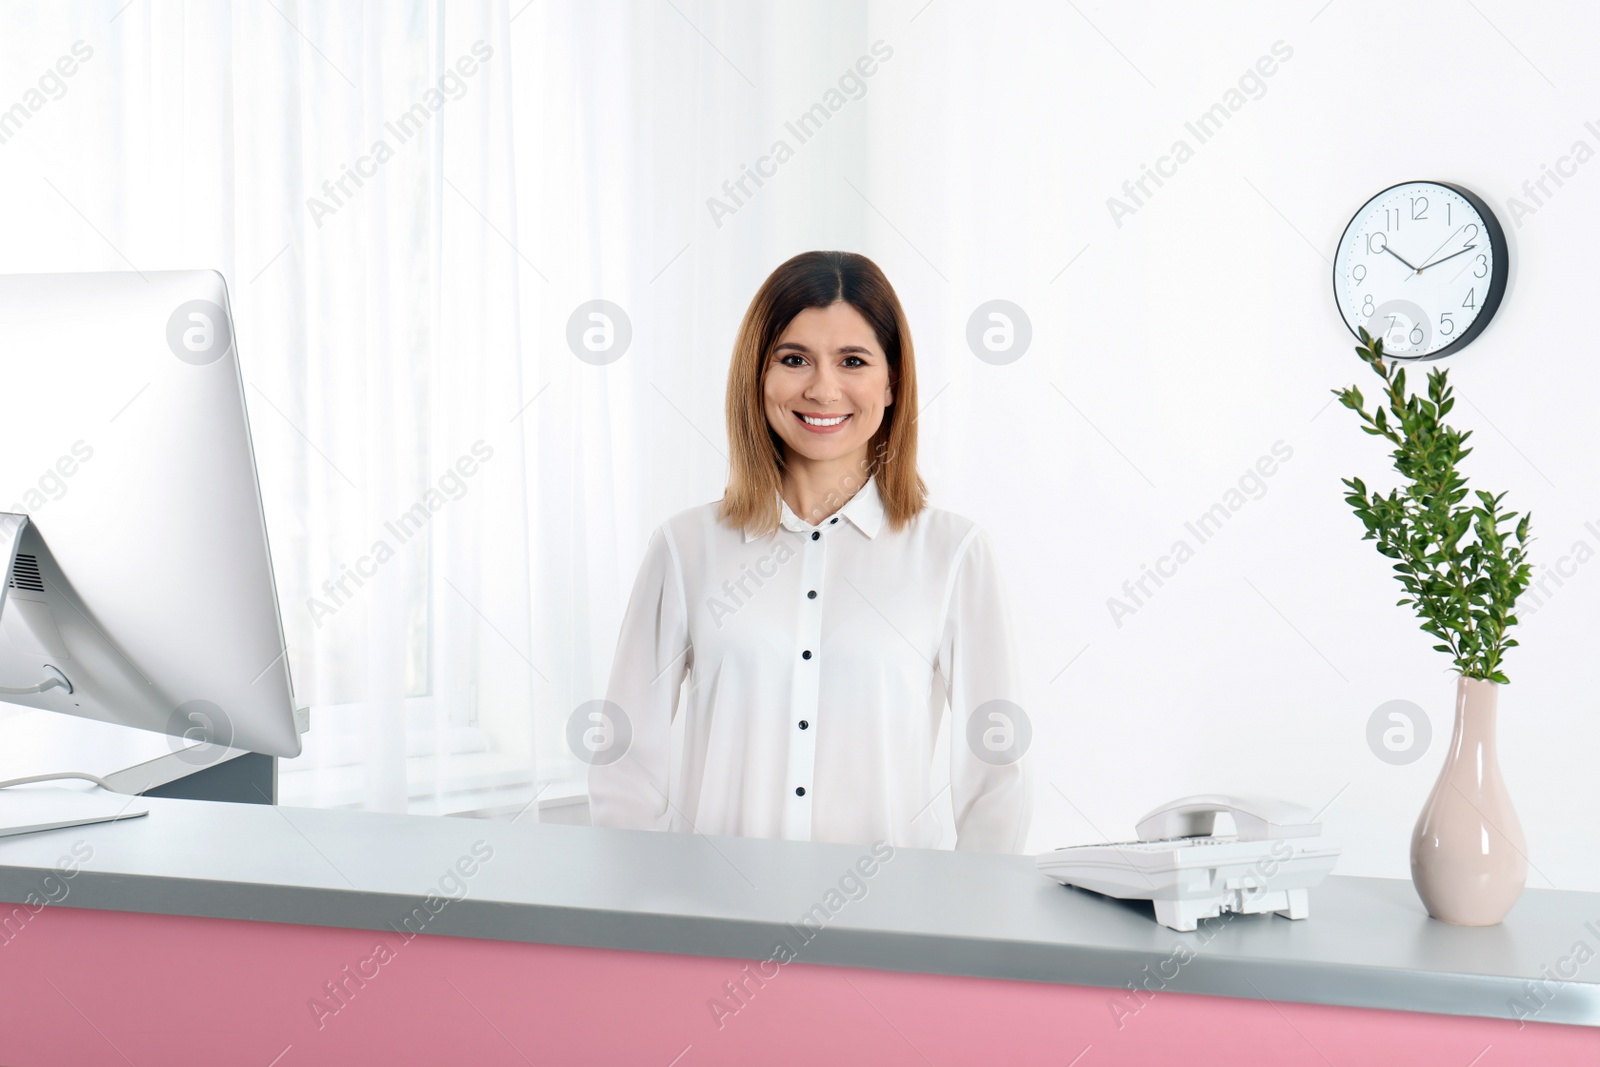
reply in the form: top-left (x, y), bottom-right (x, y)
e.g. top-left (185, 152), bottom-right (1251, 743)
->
top-left (938, 525), bottom-right (1034, 853)
top-left (587, 524), bottom-right (691, 830)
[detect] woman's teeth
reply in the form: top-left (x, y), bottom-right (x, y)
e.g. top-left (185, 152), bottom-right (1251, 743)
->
top-left (798, 413), bottom-right (850, 426)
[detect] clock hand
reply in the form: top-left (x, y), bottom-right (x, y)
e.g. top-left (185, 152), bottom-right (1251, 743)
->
top-left (1420, 220), bottom-right (1465, 268)
top-left (1404, 223), bottom-right (1466, 283)
top-left (1415, 244), bottom-right (1476, 273)
top-left (1382, 245), bottom-right (1423, 273)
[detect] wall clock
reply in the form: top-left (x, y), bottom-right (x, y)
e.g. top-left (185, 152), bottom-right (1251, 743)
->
top-left (1332, 180), bottom-right (1508, 361)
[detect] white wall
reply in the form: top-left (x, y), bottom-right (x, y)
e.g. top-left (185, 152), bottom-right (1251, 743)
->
top-left (818, 0), bottom-right (1599, 888)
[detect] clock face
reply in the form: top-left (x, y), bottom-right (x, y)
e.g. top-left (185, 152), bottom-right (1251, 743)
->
top-left (1333, 181), bottom-right (1508, 360)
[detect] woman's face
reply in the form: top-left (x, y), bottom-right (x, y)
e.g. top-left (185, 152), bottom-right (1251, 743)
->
top-left (763, 301), bottom-right (894, 470)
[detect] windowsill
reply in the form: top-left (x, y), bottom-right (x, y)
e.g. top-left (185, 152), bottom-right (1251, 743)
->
top-left (276, 699), bottom-right (586, 821)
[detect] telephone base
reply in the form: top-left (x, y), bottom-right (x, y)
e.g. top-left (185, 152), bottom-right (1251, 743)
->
top-left (1036, 793), bottom-right (1342, 933)
top-left (1154, 887), bottom-right (1310, 932)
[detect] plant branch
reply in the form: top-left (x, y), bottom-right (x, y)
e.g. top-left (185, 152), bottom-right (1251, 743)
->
top-left (1333, 328), bottom-right (1534, 683)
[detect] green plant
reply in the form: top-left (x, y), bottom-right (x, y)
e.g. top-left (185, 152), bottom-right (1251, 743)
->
top-left (1333, 327), bottom-right (1534, 683)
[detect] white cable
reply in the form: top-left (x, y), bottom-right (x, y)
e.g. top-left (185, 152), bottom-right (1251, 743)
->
top-left (0, 665), bottom-right (72, 696)
top-left (0, 771), bottom-right (118, 793)
top-left (0, 679), bottom-right (63, 696)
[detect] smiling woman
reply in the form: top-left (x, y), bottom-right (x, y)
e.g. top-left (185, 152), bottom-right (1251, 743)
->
top-left (587, 251), bottom-right (1033, 853)
top-left (720, 251), bottom-right (927, 537)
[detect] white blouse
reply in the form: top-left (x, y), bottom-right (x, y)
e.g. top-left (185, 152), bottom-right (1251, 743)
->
top-left (587, 476), bottom-right (1032, 852)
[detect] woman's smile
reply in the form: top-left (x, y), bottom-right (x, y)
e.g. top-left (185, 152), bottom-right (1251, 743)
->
top-left (795, 411), bottom-right (853, 433)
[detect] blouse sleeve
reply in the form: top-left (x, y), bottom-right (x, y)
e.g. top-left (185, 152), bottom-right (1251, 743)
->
top-left (937, 525), bottom-right (1034, 853)
top-left (587, 523), bottom-right (691, 831)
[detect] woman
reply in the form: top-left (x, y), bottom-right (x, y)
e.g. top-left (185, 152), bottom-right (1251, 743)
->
top-left (588, 250), bottom-right (1031, 852)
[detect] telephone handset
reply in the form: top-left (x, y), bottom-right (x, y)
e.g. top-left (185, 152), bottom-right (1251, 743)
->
top-left (1036, 793), bottom-right (1341, 932)
top-left (1134, 793), bottom-right (1322, 843)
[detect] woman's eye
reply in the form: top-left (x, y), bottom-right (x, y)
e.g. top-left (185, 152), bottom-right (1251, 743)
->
top-left (775, 354), bottom-right (866, 367)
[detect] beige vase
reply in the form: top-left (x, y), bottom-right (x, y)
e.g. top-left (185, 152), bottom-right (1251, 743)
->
top-left (1410, 675), bottom-right (1527, 925)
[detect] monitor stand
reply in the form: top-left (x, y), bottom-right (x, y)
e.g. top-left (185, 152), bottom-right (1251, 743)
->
top-left (0, 512), bottom-right (151, 837)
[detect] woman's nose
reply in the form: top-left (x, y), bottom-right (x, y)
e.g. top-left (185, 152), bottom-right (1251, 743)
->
top-left (805, 365), bottom-right (842, 400)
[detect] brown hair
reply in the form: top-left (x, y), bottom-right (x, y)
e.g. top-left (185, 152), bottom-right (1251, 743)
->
top-left (720, 250), bottom-right (927, 539)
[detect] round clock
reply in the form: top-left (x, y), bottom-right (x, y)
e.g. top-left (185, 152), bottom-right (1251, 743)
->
top-left (1332, 180), bottom-right (1508, 361)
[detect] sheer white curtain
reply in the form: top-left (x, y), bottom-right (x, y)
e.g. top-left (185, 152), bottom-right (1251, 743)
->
top-left (0, 1), bottom-right (536, 815)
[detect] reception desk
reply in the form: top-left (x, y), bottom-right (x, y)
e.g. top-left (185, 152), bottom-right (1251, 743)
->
top-left (0, 791), bottom-right (1596, 1066)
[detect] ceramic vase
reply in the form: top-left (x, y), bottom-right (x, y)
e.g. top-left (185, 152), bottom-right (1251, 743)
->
top-left (1410, 675), bottom-right (1527, 925)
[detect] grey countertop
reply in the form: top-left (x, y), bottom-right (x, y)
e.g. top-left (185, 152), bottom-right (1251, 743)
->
top-left (0, 791), bottom-right (1595, 1028)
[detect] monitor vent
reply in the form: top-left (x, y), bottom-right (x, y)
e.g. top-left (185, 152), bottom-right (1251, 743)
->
top-left (7, 554), bottom-right (43, 592)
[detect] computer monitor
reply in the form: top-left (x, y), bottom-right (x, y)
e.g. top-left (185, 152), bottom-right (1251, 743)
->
top-left (0, 270), bottom-right (301, 833)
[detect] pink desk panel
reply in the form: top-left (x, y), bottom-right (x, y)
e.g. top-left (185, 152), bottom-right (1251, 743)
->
top-left (2, 902), bottom-right (1595, 1067)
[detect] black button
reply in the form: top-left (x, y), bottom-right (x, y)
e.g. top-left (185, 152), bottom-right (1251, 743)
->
top-left (807, 590), bottom-right (817, 599)
top-left (802, 650), bottom-right (812, 660)
top-left (811, 531), bottom-right (820, 541)
top-left (795, 787), bottom-right (806, 797)
top-left (830, 517), bottom-right (838, 523)
top-left (798, 720), bottom-right (809, 729)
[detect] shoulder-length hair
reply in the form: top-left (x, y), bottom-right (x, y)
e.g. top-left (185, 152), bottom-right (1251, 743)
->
top-left (720, 251), bottom-right (927, 539)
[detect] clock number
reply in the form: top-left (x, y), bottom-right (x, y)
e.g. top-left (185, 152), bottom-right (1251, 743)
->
top-left (1352, 264), bottom-right (1367, 286)
top-left (1411, 196), bottom-right (1428, 220)
top-left (1410, 323), bottom-right (1425, 346)
top-left (1439, 312), bottom-right (1455, 337)
top-left (1446, 202), bottom-right (1452, 225)
top-left (1362, 294), bottom-right (1374, 317)
top-left (1366, 232), bottom-right (1388, 255)
top-left (1463, 288), bottom-right (1476, 309)
top-left (1380, 314), bottom-right (1405, 348)
top-left (1462, 223), bottom-right (1478, 247)
top-left (1385, 208), bottom-right (1402, 231)
top-left (1473, 254), bottom-right (1488, 279)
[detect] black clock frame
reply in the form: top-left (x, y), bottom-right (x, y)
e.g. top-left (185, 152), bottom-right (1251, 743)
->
top-left (1332, 179), bottom-right (1509, 362)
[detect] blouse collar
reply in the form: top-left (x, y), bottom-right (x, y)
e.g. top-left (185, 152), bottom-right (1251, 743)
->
top-left (745, 476), bottom-right (886, 542)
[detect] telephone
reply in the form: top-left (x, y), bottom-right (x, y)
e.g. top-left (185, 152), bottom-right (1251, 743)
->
top-left (1035, 794), bottom-right (1342, 932)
